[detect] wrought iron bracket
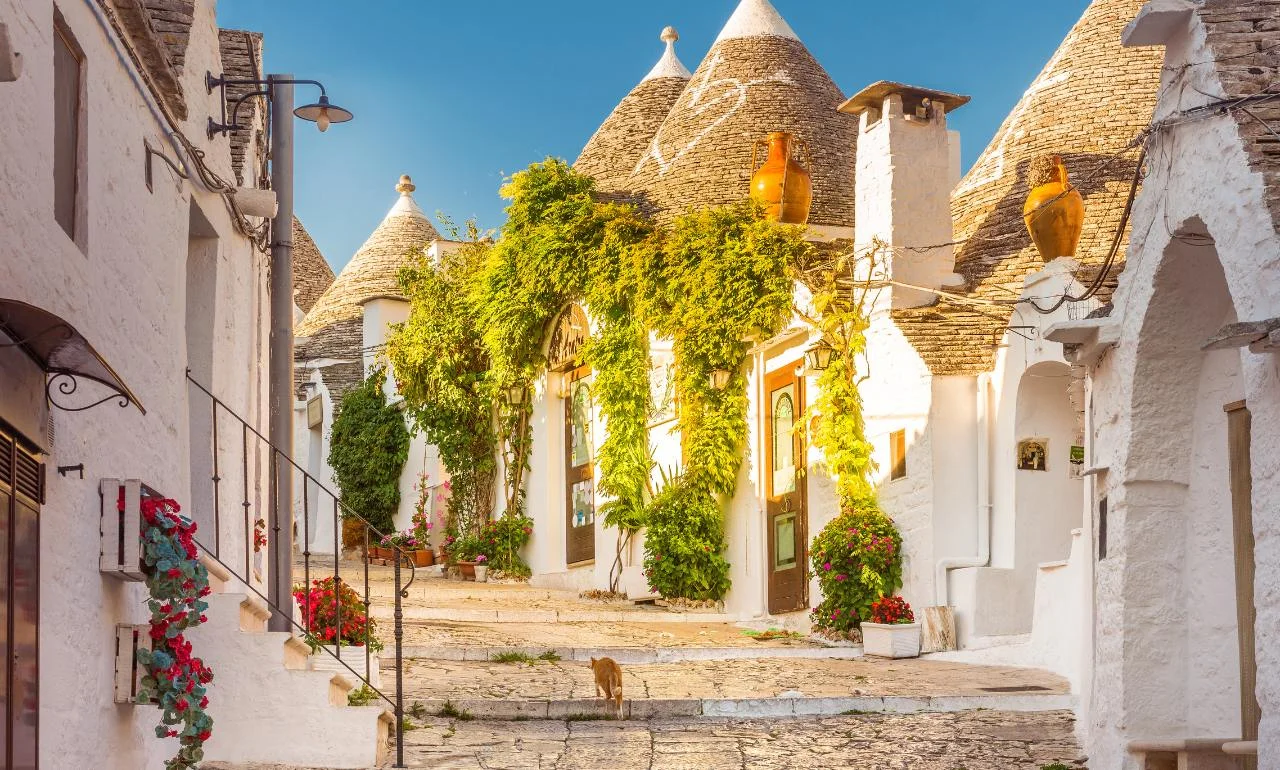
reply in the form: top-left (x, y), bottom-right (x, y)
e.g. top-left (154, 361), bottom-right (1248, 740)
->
top-left (46, 372), bottom-right (135, 413)
top-left (57, 464), bottom-right (84, 479)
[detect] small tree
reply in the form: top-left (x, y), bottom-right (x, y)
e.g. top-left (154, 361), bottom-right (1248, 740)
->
top-left (328, 368), bottom-right (410, 537)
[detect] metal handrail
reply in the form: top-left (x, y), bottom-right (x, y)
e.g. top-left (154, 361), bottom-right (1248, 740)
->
top-left (185, 370), bottom-right (411, 766)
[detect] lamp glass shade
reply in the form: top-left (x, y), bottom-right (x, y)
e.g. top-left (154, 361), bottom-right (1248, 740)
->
top-left (805, 342), bottom-right (835, 371)
top-left (506, 385), bottom-right (527, 406)
top-left (294, 95), bottom-right (353, 128)
top-left (709, 369), bottom-right (732, 391)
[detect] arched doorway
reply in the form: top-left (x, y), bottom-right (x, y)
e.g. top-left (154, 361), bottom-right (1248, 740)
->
top-left (549, 305), bottom-right (595, 566)
top-left (1118, 218), bottom-right (1255, 750)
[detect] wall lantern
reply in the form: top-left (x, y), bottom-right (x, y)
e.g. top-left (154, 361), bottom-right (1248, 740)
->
top-left (505, 384), bottom-right (528, 407)
top-left (709, 369), bottom-right (733, 391)
top-left (804, 340), bottom-right (836, 372)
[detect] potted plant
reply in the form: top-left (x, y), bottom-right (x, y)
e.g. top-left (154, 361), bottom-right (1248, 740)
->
top-left (293, 576), bottom-right (385, 686)
top-left (861, 596), bottom-right (921, 659)
top-left (474, 554), bottom-right (488, 583)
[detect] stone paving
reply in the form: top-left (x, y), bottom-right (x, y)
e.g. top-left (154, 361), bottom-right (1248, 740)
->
top-left (390, 620), bottom-right (819, 651)
top-left (400, 656), bottom-right (1067, 703)
top-left (390, 711), bottom-right (1085, 769)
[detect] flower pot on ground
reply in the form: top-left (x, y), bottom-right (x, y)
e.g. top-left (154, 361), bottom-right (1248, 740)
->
top-left (411, 549), bottom-right (434, 568)
top-left (474, 565), bottom-right (488, 583)
top-left (457, 561), bottom-right (476, 579)
top-left (861, 596), bottom-right (921, 659)
top-left (308, 645), bottom-right (382, 689)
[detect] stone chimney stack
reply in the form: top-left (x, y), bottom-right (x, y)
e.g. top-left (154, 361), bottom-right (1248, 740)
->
top-left (842, 82), bottom-right (970, 309)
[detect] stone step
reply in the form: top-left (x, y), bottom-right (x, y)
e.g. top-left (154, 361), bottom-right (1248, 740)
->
top-left (406, 692), bottom-right (1077, 721)
top-left (371, 606), bottom-right (727, 624)
top-left (388, 644), bottom-right (863, 664)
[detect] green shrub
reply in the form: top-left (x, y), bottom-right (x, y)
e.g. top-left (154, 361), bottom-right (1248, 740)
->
top-left (642, 481), bottom-right (731, 601)
top-left (327, 368), bottom-right (410, 536)
top-left (810, 498), bottom-right (903, 634)
top-left (478, 511), bottom-right (534, 578)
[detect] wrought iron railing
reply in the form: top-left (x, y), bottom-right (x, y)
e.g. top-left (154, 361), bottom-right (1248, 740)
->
top-left (185, 371), bottom-right (411, 767)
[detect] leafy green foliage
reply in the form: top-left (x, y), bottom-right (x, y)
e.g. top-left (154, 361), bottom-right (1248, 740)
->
top-left (809, 499), bottom-right (904, 634)
top-left (328, 368), bottom-right (411, 536)
top-left (347, 685), bottom-right (377, 707)
top-left (387, 238), bottom-right (496, 537)
top-left (478, 511), bottom-right (535, 578)
top-left (641, 480), bottom-right (731, 601)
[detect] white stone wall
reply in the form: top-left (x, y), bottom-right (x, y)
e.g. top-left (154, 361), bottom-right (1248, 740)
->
top-left (1085, 13), bottom-right (1280, 767)
top-left (0, 1), bottom-right (269, 766)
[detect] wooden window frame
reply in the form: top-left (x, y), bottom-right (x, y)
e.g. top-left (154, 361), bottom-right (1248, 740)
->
top-left (889, 429), bottom-right (907, 481)
top-left (53, 8), bottom-right (86, 249)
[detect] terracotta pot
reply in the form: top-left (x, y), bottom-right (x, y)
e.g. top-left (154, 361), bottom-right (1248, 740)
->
top-left (411, 549), bottom-right (434, 568)
top-left (750, 131), bottom-right (813, 225)
top-left (458, 561), bottom-right (476, 579)
top-left (1023, 154), bottom-right (1085, 262)
top-left (366, 547), bottom-right (384, 562)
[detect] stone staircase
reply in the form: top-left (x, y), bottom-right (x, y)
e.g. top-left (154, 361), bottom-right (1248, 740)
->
top-left (189, 556), bottom-right (393, 769)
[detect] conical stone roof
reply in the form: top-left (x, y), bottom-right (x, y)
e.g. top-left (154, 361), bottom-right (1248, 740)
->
top-left (292, 217), bottom-right (335, 315)
top-left (628, 0), bottom-right (857, 227)
top-left (894, 0), bottom-right (1164, 376)
top-left (296, 175), bottom-right (440, 397)
top-left (576, 27), bottom-right (692, 194)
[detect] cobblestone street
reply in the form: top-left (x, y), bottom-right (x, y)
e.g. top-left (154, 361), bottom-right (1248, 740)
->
top-left (394, 711), bottom-right (1084, 769)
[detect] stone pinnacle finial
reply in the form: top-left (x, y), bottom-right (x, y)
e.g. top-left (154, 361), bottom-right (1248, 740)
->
top-left (661, 26), bottom-right (679, 44)
top-left (396, 174), bottom-right (415, 194)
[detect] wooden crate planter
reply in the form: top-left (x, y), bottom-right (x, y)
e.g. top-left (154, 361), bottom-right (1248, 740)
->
top-left (100, 479), bottom-right (148, 581)
top-left (114, 624), bottom-right (151, 704)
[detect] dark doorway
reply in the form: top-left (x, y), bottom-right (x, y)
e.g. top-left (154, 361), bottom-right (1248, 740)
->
top-left (765, 362), bottom-right (806, 615)
top-left (1, 423), bottom-right (41, 769)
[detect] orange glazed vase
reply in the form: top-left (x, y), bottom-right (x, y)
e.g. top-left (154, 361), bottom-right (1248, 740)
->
top-left (1023, 154), bottom-right (1085, 262)
top-left (751, 131), bottom-right (813, 225)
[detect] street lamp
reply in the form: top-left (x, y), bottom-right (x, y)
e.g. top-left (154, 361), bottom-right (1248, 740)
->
top-left (709, 369), bottom-right (733, 391)
top-left (506, 384), bottom-right (528, 407)
top-left (805, 339), bottom-right (836, 372)
top-left (204, 72), bottom-right (353, 639)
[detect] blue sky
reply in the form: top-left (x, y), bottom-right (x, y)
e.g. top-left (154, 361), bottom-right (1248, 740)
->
top-left (217, 0), bottom-right (1093, 272)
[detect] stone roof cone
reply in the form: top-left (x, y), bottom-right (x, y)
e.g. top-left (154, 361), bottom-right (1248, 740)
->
top-left (576, 26), bottom-right (692, 194)
top-left (628, 0), bottom-right (857, 227)
top-left (292, 217), bottom-right (335, 315)
top-left (894, 0), bottom-right (1164, 376)
top-left (296, 175), bottom-right (440, 394)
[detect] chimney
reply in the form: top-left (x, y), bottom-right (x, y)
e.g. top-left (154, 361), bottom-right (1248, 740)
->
top-left (841, 82), bottom-right (970, 309)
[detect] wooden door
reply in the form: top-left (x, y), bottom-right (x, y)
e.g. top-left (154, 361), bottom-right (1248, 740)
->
top-left (1226, 401), bottom-right (1258, 768)
top-left (565, 366), bottom-right (595, 566)
top-left (0, 425), bottom-right (40, 769)
top-left (765, 364), bottom-right (806, 614)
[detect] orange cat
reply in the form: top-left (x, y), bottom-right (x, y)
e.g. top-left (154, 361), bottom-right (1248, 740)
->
top-left (590, 656), bottom-right (624, 718)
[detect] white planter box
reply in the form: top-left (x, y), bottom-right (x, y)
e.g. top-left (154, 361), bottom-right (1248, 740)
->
top-left (475, 565), bottom-right (488, 583)
top-left (100, 479), bottom-right (146, 581)
top-left (861, 622), bottom-right (922, 659)
top-left (309, 645), bottom-right (381, 690)
top-left (114, 624), bottom-right (151, 704)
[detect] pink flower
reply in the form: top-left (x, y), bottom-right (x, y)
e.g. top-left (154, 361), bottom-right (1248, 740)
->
top-left (823, 562), bottom-right (832, 571)
top-left (836, 574), bottom-right (847, 582)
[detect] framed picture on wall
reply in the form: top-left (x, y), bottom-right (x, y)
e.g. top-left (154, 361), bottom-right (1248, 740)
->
top-left (1018, 438), bottom-right (1049, 471)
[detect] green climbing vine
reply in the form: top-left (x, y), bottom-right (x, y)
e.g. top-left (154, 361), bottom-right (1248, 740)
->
top-left (798, 243), bottom-right (905, 632)
top-left (391, 159), bottom-right (814, 600)
top-left (386, 232), bottom-right (496, 538)
top-left (327, 367), bottom-right (410, 537)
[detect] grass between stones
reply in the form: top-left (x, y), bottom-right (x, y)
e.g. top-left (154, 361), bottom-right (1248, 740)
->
top-left (490, 650), bottom-right (562, 664)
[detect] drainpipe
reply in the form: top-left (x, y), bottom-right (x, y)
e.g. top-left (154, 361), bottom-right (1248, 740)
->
top-left (935, 372), bottom-right (993, 606)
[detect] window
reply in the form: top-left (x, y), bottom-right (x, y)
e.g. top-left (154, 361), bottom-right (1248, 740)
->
top-left (53, 12), bottom-right (83, 241)
top-left (890, 429), bottom-right (907, 481)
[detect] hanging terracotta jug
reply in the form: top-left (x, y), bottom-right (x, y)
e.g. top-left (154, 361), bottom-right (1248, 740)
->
top-left (1023, 154), bottom-right (1085, 262)
top-left (751, 132), bottom-right (813, 225)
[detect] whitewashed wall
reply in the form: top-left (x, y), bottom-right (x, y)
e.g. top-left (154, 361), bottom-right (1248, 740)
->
top-left (1085, 12), bottom-right (1280, 767)
top-left (0, 1), bottom-right (268, 767)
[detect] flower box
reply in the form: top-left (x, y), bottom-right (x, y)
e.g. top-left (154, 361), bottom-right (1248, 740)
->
top-left (861, 622), bottom-right (921, 659)
top-left (100, 479), bottom-right (149, 581)
top-left (411, 549), bottom-right (434, 568)
top-left (113, 624), bottom-right (151, 704)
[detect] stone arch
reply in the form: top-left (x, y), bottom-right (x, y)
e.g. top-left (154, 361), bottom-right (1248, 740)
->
top-left (1013, 360), bottom-right (1080, 571)
top-left (1118, 216), bottom-right (1246, 742)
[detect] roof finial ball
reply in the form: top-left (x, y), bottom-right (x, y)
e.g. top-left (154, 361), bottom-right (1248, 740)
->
top-left (661, 26), bottom-right (679, 44)
top-left (396, 174), bottom-right (416, 195)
